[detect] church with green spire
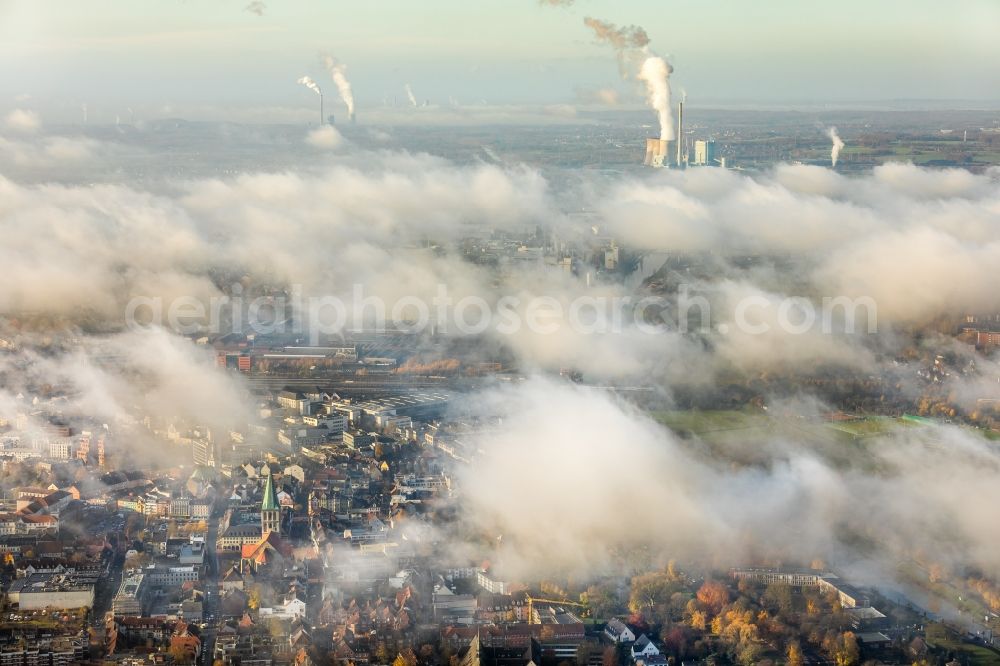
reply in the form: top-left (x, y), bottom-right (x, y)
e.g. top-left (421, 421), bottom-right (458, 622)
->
top-left (260, 472), bottom-right (280, 536)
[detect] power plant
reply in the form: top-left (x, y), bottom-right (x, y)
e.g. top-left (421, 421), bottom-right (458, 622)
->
top-left (644, 98), bottom-right (723, 168)
top-left (643, 99), bottom-right (684, 168)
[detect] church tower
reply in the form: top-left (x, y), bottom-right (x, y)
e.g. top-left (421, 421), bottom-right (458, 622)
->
top-left (261, 472), bottom-right (280, 536)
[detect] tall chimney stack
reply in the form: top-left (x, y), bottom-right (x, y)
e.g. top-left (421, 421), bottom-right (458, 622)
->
top-left (676, 100), bottom-right (684, 167)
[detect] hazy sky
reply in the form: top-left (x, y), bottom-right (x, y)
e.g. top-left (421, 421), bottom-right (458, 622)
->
top-left (1, 0), bottom-right (998, 120)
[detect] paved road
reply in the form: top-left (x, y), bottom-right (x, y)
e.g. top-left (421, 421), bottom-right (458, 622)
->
top-left (200, 505), bottom-right (223, 664)
top-left (90, 561), bottom-right (122, 640)
top-left (243, 373), bottom-right (454, 392)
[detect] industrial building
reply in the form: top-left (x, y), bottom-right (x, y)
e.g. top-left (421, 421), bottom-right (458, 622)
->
top-left (7, 572), bottom-right (96, 610)
top-left (354, 391), bottom-right (451, 421)
top-left (730, 567), bottom-right (871, 608)
top-left (693, 139), bottom-right (717, 165)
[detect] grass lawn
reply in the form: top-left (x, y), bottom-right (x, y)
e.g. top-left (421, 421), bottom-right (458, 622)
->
top-left (651, 409), bottom-right (773, 436)
top-left (926, 623), bottom-right (1000, 666)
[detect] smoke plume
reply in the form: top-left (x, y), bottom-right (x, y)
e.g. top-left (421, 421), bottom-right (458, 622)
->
top-left (297, 75), bottom-right (322, 96)
top-left (828, 126), bottom-right (845, 167)
top-left (404, 83), bottom-right (418, 108)
top-left (638, 55), bottom-right (675, 141)
top-left (583, 16), bottom-right (650, 52)
top-left (323, 55), bottom-right (356, 121)
top-left (244, 1), bottom-right (266, 16)
top-left (584, 16), bottom-right (673, 139)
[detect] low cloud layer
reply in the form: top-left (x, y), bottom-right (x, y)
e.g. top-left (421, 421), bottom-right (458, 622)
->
top-left (0, 327), bottom-right (251, 467)
top-left (455, 377), bottom-right (1000, 581)
top-left (4, 108), bottom-right (41, 133)
top-left (1, 123), bottom-right (999, 595)
top-left (2, 128), bottom-right (999, 387)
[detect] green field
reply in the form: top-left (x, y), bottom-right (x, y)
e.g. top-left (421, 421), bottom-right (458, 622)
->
top-left (651, 410), bottom-right (914, 442)
top-left (651, 409), bottom-right (773, 436)
top-left (926, 623), bottom-right (1000, 666)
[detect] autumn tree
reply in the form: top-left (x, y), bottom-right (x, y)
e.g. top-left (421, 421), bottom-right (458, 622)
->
top-left (392, 648), bottom-right (418, 666)
top-left (695, 580), bottom-right (730, 616)
top-left (661, 625), bottom-right (691, 660)
top-left (786, 641), bottom-right (804, 666)
top-left (823, 631), bottom-right (859, 666)
top-left (736, 641), bottom-right (761, 666)
top-left (762, 583), bottom-right (794, 617)
top-left (582, 583), bottom-right (620, 619)
top-left (666, 560), bottom-right (681, 581)
top-left (247, 584), bottom-right (262, 609)
top-left (168, 644), bottom-right (195, 665)
top-left (629, 572), bottom-right (685, 623)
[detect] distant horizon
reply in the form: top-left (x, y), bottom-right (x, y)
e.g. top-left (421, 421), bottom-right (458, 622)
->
top-left (2, 0), bottom-right (998, 119)
top-left (16, 99), bottom-right (1000, 129)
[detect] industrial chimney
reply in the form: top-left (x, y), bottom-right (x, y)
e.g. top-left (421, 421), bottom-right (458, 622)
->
top-left (675, 100), bottom-right (684, 167)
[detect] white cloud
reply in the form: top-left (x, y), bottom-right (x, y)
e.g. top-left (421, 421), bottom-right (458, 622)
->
top-left (4, 108), bottom-right (41, 133)
top-left (305, 124), bottom-right (344, 149)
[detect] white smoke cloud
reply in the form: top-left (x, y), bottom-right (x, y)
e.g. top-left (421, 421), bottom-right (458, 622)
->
top-left (297, 75), bottom-right (322, 96)
top-left (244, 1), bottom-right (266, 16)
top-left (322, 55), bottom-right (356, 120)
top-left (828, 126), bottom-right (845, 167)
top-left (404, 83), bottom-right (417, 108)
top-left (583, 16), bottom-right (674, 140)
top-left (583, 16), bottom-right (650, 52)
top-left (637, 54), bottom-right (675, 141)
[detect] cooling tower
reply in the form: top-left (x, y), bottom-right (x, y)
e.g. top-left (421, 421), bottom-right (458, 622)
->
top-left (643, 138), bottom-right (669, 167)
